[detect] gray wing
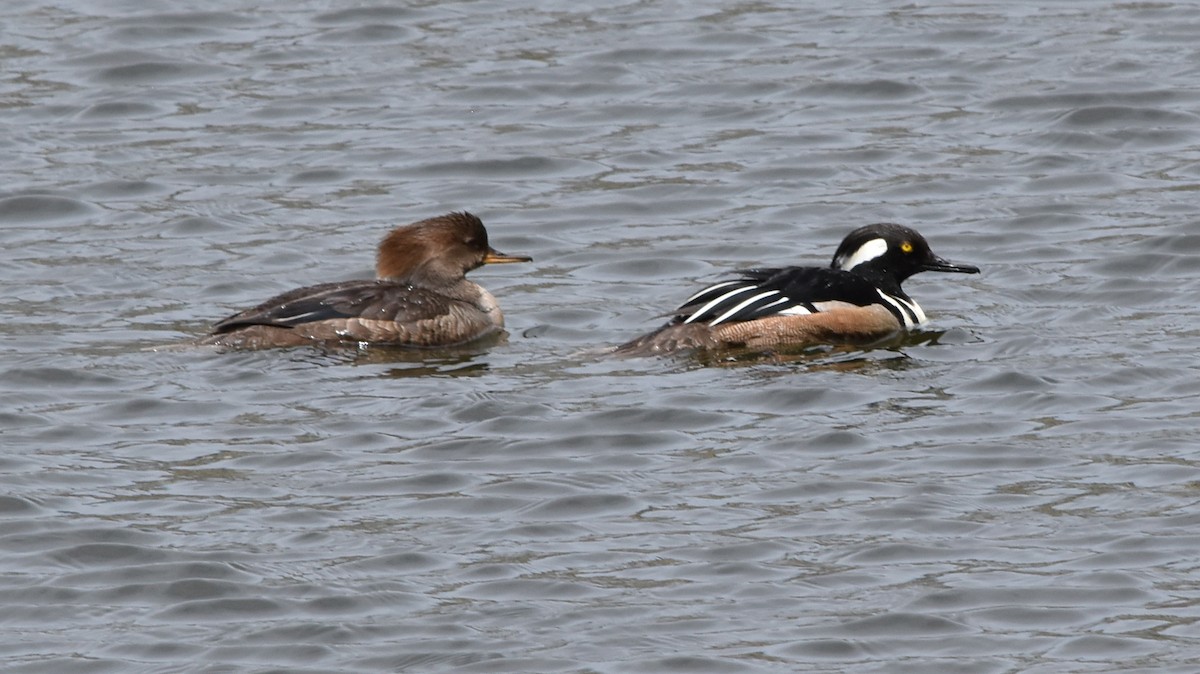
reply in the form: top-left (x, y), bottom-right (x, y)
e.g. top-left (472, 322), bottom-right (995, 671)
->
top-left (211, 280), bottom-right (462, 334)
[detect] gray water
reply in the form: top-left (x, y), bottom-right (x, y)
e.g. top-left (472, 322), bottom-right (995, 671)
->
top-left (3, 1), bottom-right (1200, 672)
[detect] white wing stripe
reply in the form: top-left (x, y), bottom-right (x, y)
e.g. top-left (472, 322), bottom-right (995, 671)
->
top-left (682, 285), bottom-right (761, 324)
top-left (709, 291), bottom-right (782, 326)
top-left (755, 296), bottom-right (792, 313)
top-left (777, 303), bottom-right (814, 316)
top-left (681, 280), bottom-right (742, 306)
top-left (278, 309), bottom-right (325, 322)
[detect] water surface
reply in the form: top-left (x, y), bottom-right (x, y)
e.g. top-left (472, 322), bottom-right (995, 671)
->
top-left (3, 1), bottom-right (1200, 672)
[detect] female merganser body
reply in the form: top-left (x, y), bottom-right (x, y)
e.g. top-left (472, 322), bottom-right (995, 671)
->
top-left (200, 211), bottom-right (531, 349)
top-left (616, 223), bottom-right (978, 356)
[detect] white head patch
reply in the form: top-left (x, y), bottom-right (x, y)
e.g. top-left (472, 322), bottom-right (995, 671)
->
top-left (835, 237), bottom-right (888, 271)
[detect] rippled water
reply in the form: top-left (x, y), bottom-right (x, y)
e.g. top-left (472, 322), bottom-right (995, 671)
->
top-left (4, 1), bottom-right (1200, 672)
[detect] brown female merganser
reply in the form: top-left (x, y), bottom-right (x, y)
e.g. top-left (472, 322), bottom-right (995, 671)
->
top-left (200, 211), bottom-right (531, 349)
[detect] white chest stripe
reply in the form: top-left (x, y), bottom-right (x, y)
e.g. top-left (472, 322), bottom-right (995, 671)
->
top-left (875, 289), bottom-right (926, 328)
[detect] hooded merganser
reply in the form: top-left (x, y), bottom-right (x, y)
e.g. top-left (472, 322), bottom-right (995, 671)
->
top-left (199, 211), bottom-right (531, 349)
top-left (615, 223), bottom-right (979, 355)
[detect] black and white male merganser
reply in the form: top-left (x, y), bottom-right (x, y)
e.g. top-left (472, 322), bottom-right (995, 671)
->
top-left (616, 223), bottom-right (979, 355)
top-left (200, 212), bottom-right (531, 349)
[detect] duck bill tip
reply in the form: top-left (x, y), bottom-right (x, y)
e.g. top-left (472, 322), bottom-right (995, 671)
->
top-left (924, 255), bottom-right (979, 274)
top-left (928, 262), bottom-right (980, 274)
top-left (483, 249), bottom-right (533, 265)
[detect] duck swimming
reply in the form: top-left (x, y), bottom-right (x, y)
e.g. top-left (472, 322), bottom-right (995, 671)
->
top-left (200, 211), bottom-right (531, 349)
top-left (615, 223), bottom-right (978, 355)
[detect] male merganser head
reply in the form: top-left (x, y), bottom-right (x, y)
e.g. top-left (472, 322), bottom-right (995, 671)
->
top-left (830, 223), bottom-right (980, 293)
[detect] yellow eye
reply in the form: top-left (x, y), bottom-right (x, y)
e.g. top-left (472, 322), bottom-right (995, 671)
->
top-left (900, 241), bottom-right (913, 253)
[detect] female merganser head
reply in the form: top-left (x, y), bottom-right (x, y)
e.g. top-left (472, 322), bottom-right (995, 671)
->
top-left (615, 223), bottom-right (978, 356)
top-left (200, 211), bottom-right (531, 349)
